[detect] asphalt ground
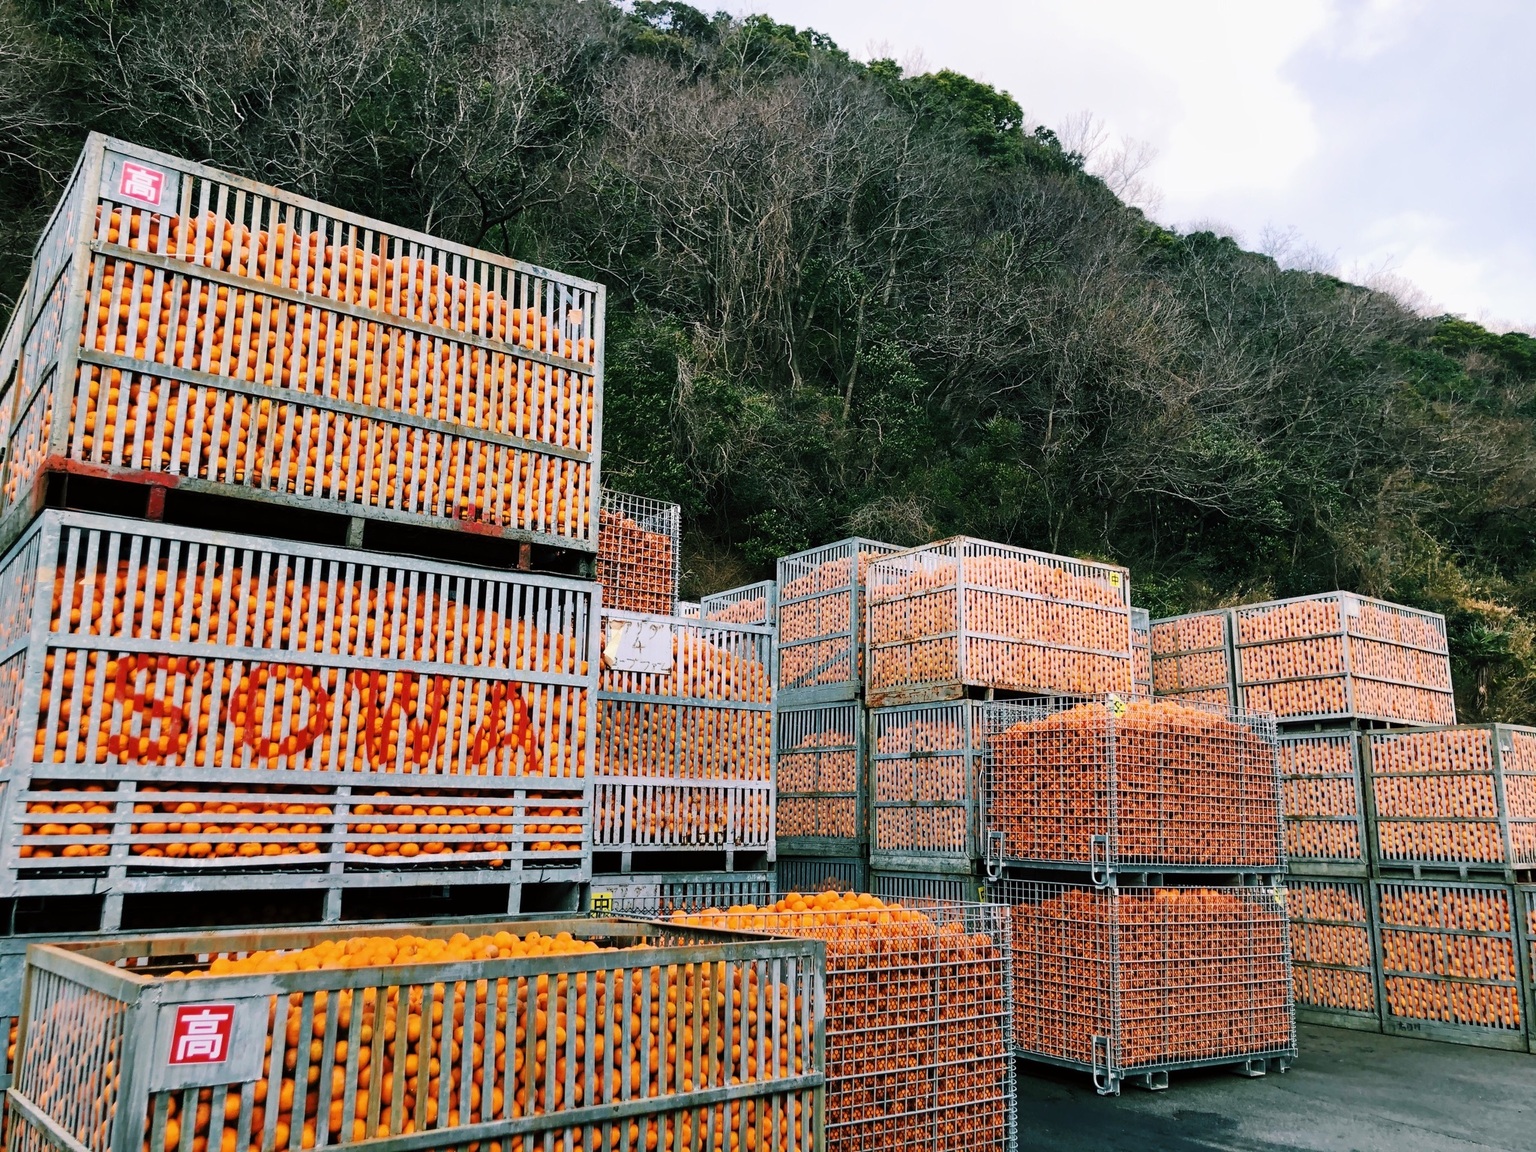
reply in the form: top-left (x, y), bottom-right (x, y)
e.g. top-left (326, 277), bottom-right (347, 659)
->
top-left (1017, 1023), bottom-right (1536, 1151)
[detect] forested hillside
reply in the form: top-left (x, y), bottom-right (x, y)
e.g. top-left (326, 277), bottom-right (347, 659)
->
top-left (1, 0), bottom-right (1532, 719)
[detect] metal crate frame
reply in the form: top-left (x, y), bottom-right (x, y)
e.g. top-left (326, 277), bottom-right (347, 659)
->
top-left (870, 869), bottom-right (985, 904)
top-left (775, 538), bottom-right (899, 708)
top-left (1365, 724), bottom-right (1536, 881)
top-left (777, 856), bottom-right (869, 895)
top-left (773, 703), bottom-right (867, 856)
top-left (0, 510), bottom-right (598, 926)
top-left (1149, 609), bottom-right (1236, 709)
top-left (1233, 592), bottom-right (1455, 726)
top-left (981, 696), bottom-right (1285, 883)
top-left (1285, 877), bottom-right (1382, 1031)
top-left (596, 490), bottom-right (680, 616)
top-left (1371, 877), bottom-right (1528, 1050)
top-left (588, 871), bottom-right (774, 916)
top-left (1281, 731), bottom-right (1369, 876)
top-left (869, 700), bottom-right (987, 874)
top-left (865, 537), bottom-right (1133, 708)
top-left (701, 580), bottom-right (777, 628)
top-left (0, 134), bottom-right (605, 558)
top-left (595, 610), bottom-right (775, 866)
top-left (1130, 607), bottom-right (1152, 696)
top-left (7, 916), bottom-right (825, 1152)
top-left (989, 878), bottom-right (1296, 1095)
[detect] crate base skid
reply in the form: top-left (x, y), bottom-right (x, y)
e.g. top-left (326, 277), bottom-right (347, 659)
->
top-left (591, 849), bottom-right (772, 876)
top-left (1287, 860), bottom-right (1370, 879)
top-left (866, 683), bottom-right (1063, 710)
top-left (774, 684), bottom-right (861, 710)
top-left (17, 459), bottom-right (595, 575)
top-left (870, 868), bottom-right (986, 904)
top-left (1373, 862), bottom-right (1536, 884)
top-left (588, 870), bottom-right (774, 915)
top-left (991, 861), bottom-right (1287, 889)
top-left (776, 856), bottom-right (868, 894)
top-left (1015, 1050), bottom-right (1294, 1097)
top-left (1296, 1007), bottom-right (1383, 1032)
top-left (1380, 1016), bottom-right (1530, 1051)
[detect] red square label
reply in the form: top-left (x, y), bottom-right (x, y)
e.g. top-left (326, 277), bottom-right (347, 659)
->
top-left (168, 1003), bottom-right (235, 1065)
top-left (119, 162), bottom-right (165, 207)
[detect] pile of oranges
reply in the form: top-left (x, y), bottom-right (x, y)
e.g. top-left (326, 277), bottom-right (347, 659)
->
top-left (703, 593), bottom-right (771, 626)
top-left (599, 621), bottom-right (770, 703)
top-left (1279, 735), bottom-right (1364, 862)
top-left (1005, 885), bottom-right (1293, 1069)
top-left (50, 927), bottom-right (811, 1152)
top-left (1376, 882), bottom-right (1523, 1029)
top-left (595, 505), bottom-right (675, 616)
top-left (674, 892), bottom-right (1011, 1152)
top-left (777, 549), bottom-right (890, 690)
top-left (597, 701), bottom-right (771, 782)
top-left (987, 699), bottom-right (1282, 869)
top-left (1286, 880), bottom-right (1376, 1014)
top-left (57, 207), bottom-right (597, 539)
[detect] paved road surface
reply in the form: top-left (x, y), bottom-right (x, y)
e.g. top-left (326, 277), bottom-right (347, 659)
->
top-left (1017, 1023), bottom-right (1535, 1151)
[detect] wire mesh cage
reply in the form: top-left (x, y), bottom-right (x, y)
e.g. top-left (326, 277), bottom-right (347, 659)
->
top-left (865, 537), bottom-right (1133, 707)
top-left (988, 878), bottom-right (1296, 1094)
top-left (982, 696), bottom-right (1284, 880)
top-left (1130, 607), bottom-right (1152, 696)
top-left (0, 509), bottom-right (598, 904)
top-left (1149, 609), bottom-right (1235, 708)
top-left (7, 917), bottom-right (825, 1152)
top-left (775, 703), bottom-right (866, 855)
top-left (595, 610), bottom-right (774, 858)
top-left (1367, 725), bottom-right (1536, 877)
top-left (1372, 878), bottom-right (1527, 1049)
top-left (869, 700), bottom-right (987, 873)
top-left (0, 134), bottom-right (603, 556)
top-left (775, 538), bottom-right (900, 707)
top-left (701, 580), bottom-right (777, 628)
top-left (611, 893), bottom-right (1015, 1152)
top-left (1280, 732), bottom-right (1368, 873)
top-left (1233, 592), bottom-right (1455, 726)
top-left (1286, 877), bottom-right (1380, 1029)
top-left (597, 490), bottom-right (680, 616)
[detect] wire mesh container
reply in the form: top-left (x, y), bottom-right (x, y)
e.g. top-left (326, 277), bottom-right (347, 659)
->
top-left (1286, 877), bottom-right (1380, 1029)
top-left (596, 490), bottom-right (680, 616)
top-left (865, 537), bottom-right (1133, 707)
top-left (1149, 609), bottom-right (1235, 708)
top-left (702, 580), bottom-right (777, 628)
top-left (869, 701), bottom-right (987, 873)
top-left (988, 878), bottom-right (1296, 1094)
top-left (777, 856), bottom-right (869, 896)
top-left (0, 134), bottom-right (603, 556)
top-left (1233, 592), bottom-right (1455, 726)
top-left (1280, 732), bottom-right (1368, 874)
top-left (774, 703), bottom-right (866, 856)
top-left (1372, 878), bottom-right (1527, 1049)
top-left (1130, 607), bottom-right (1151, 696)
top-left (595, 610), bottom-right (774, 857)
top-left (775, 538), bottom-right (900, 707)
top-left (0, 509), bottom-right (597, 904)
top-left (1367, 724), bottom-right (1536, 877)
top-left (982, 696), bottom-right (1284, 880)
top-left (7, 917), bottom-right (824, 1152)
top-left (619, 894), bottom-right (1014, 1152)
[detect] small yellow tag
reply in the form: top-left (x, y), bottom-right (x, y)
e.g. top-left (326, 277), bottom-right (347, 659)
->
top-left (591, 892), bottom-right (614, 914)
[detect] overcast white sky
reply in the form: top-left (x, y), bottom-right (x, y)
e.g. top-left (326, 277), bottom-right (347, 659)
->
top-left (739, 0), bottom-right (1536, 332)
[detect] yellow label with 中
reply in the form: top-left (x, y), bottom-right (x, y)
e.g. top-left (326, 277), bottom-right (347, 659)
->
top-left (1108, 572), bottom-right (1123, 588)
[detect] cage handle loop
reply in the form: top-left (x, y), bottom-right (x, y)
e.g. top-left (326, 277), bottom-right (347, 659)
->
top-left (1090, 833), bottom-right (1111, 889)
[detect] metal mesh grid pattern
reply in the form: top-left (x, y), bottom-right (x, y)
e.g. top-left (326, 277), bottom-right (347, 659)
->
top-left (866, 538), bottom-right (1133, 705)
top-left (1280, 732), bottom-right (1367, 866)
top-left (597, 491), bottom-right (680, 616)
top-left (0, 135), bottom-right (604, 552)
top-left (1234, 593), bottom-right (1455, 725)
top-left (10, 918), bottom-right (823, 1152)
top-left (0, 511), bottom-right (597, 899)
top-left (1130, 608), bottom-right (1151, 695)
top-left (983, 696), bottom-right (1283, 875)
top-left (1286, 878), bottom-right (1377, 1018)
top-left (1373, 879), bottom-right (1525, 1041)
top-left (778, 857), bottom-right (869, 895)
top-left (774, 703), bottom-right (865, 854)
top-left (626, 895), bottom-right (1013, 1152)
top-left (1369, 725), bottom-right (1536, 871)
top-left (870, 701), bottom-right (985, 868)
top-left (702, 581), bottom-right (777, 628)
top-left (989, 879), bottom-right (1295, 1091)
top-left (1149, 610), bottom-right (1235, 707)
top-left (775, 538), bottom-right (900, 702)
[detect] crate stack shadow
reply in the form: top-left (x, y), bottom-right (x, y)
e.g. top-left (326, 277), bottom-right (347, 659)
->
top-left (1152, 593), bottom-right (1536, 1053)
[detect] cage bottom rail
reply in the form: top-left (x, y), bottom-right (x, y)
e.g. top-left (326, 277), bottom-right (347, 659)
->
top-left (1016, 1047), bottom-right (1295, 1096)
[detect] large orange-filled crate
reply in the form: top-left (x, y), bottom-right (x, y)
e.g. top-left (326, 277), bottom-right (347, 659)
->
top-left (1367, 724), bottom-right (1536, 876)
top-left (1130, 607), bottom-right (1151, 695)
top-left (702, 580), bottom-right (777, 628)
top-left (668, 892), bottom-right (1014, 1152)
top-left (0, 135), bottom-right (602, 556)
top-left (1280, 732), bottom-right (1368, 873)
top-left (5, 917), bottom-right (824, 1152)
top-left (594, 611), bottom-right (774, 859)
top-left (1286, 878), bottom-right (1380, 1029)
top-left (1149, 609), bottom-right (1234, 708)
top-left (1233, 593), bottom-right (1454, 725)
top-left (774, 703), bottom-right (866, 855)
top-left (775, 538), bottom-right (898, 706)
top-left (983, 697), bottom-right (1284, 874)
top-left (869, 701), bottom-right (985, 873)
top-left (865, 537), bottom-right (1133, 707)
top-left (991, 879), bottom-right (1295, 1093)
top-left (0, 509), bottom-right (596, 899)
top-left (596, 491), bottom-right (679, 616)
